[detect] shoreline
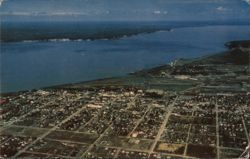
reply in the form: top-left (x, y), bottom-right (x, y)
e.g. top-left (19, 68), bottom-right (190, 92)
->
top-left (1, 40), bottom-right (249, 95)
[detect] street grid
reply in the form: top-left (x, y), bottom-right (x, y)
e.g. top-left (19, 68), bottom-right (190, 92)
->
top-left (1, 87), bottom-right (249, 158)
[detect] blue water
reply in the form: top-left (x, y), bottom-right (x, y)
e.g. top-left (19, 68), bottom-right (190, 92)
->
top-left (1, 22), bottom-right (250, 93)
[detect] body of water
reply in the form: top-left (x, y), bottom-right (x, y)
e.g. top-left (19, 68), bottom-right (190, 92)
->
top-left (1, 21), bottom-right (250, 92)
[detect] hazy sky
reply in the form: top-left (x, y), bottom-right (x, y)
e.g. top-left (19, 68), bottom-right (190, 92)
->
top-left (0, 0), bottom-right (249, 21)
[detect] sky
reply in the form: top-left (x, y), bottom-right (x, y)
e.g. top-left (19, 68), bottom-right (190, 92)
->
top-left (0, 0), bottom-right (249, 21)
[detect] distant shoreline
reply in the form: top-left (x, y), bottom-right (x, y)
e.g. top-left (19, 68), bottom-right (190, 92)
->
top-left (2, 21), bottom-right (250, 43)
top-left (0, 28), bottom-right (172, 43)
